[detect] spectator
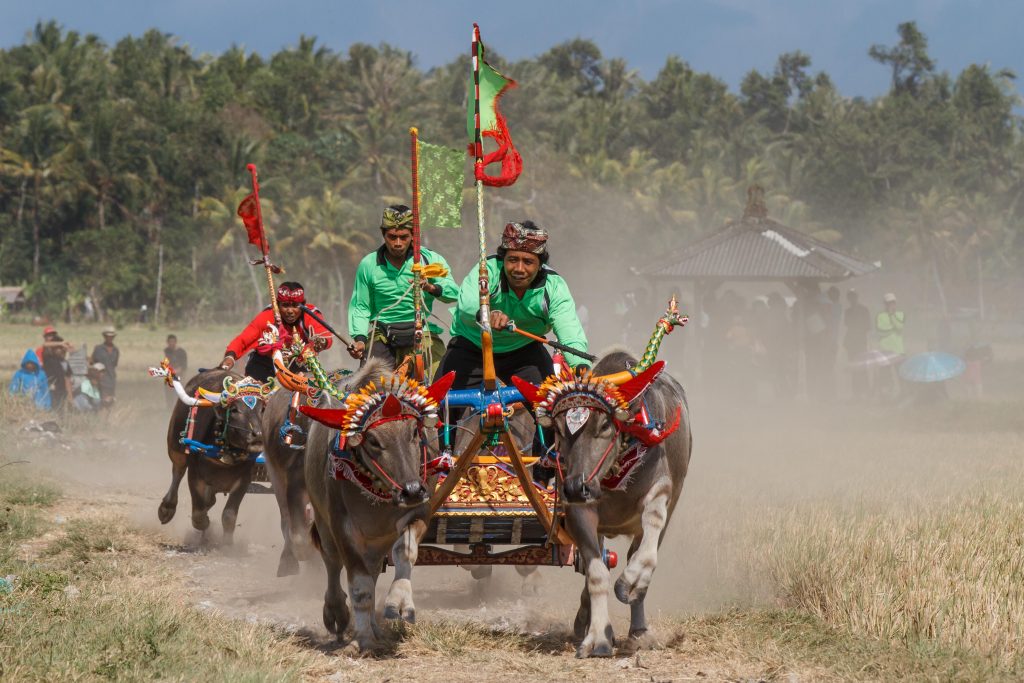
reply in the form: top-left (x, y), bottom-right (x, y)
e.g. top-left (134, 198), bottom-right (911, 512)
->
top-left (9, 349), bottom-right (51, 410)
top-left (35, 325), bottom-right (66, 361)
top-left (163, 334), bottom-right (188, 376)
top-left (876, 292), bottom-right (905, 398)
top-left (91, 326), bottom-right (120, 407)
top-left (41, 335), bottom-right (73, 411)
top-left (73, 363), bottom-right (104, 411)
top-left (843, 290), bottom-right (871, 398)
top-left (163, 334), bottom-right (188, 409)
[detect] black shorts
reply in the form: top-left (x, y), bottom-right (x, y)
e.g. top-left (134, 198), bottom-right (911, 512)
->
top-left (434, 335), bottom-right (553, 389)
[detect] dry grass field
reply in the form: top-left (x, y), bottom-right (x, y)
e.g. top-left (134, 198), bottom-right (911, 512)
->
top-left (2, 321), bottom-right (1024, 681)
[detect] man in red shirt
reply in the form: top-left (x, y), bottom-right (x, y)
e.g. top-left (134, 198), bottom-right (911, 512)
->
top-left (219, 282), bottom-right (333, 382)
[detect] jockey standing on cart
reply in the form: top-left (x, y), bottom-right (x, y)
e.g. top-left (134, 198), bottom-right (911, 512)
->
top-left (347, 204), bottom-right (458, 374)
top-left (220, 281), bottom-right (333, 382)
top-left (436, 221), bottom-right (590, 478)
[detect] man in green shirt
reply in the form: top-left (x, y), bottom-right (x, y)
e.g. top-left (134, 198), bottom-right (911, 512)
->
top-left (438, 220), bottom-right (590, 391)
top-left (437, 221), bottom-right (589, 481)
top-left (876, 292), bottom-right (905, 397)
top-left (876, 292), bottom-right (905, 355)
top-left (347, 205), bottom-right (458, 372)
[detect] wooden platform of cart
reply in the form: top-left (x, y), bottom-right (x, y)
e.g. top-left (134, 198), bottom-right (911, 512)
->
top-left (415, 452), bottom-right (575, 567)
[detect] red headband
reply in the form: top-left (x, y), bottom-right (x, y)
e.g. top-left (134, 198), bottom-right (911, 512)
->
top-left (277, 286), bottom-right (305, 305)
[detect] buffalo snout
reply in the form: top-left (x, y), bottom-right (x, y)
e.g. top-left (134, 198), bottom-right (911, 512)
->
top-left (563, 475), bottom-right (599, 503)
top-left (398, 481), bottom-right (428, 506)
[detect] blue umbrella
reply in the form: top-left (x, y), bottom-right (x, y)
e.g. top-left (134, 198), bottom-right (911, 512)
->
top-left (899, 352), bottom-right (966, 383)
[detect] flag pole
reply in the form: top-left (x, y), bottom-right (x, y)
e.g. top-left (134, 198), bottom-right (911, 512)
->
top-left (472, 23), bottom-right (497, 391)
top-left (410, 126), bottom-right (426, 380)
top-left (245, 163), bottom-right (282, 325)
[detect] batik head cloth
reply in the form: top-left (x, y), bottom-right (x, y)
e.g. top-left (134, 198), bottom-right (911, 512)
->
top-left (381, 205), bottom-right (413, 230)
top-left (501, 221), bottom-right (548, 255)
top-left (277, 284), bottom-right (305, 305)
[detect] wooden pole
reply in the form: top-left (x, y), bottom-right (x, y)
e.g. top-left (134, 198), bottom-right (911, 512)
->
top-left (154, 243), bottom-right (163, 326)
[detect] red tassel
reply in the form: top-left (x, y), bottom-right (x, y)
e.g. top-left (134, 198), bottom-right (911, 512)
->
top-left (473, 114), bottom-right (522, 187)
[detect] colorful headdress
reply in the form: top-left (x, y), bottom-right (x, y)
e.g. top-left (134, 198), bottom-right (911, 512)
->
top-left (501, 221), bottom-right (548, 254)
top-left (301, 371), bottom-right (456, 448)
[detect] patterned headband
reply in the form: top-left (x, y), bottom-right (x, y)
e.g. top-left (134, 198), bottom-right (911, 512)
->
top-left (501, 222), bottom-right (548, 254)
top-left (277, 285), bottom-right (305, 305)
top-left (381, 206), bottom-right (413, 230)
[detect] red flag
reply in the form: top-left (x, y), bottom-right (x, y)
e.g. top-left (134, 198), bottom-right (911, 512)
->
top-left (237, 193), bottom-right (264, 248)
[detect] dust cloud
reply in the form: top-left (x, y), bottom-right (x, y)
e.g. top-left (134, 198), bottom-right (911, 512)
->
top-left (3, 198), bottom-right (1022, 643)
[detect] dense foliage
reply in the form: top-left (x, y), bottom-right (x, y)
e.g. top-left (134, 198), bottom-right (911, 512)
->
top-left (0, 21), bottom-right (1019, 323)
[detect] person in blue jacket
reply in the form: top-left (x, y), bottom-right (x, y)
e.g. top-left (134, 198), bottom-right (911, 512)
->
top-left (9, 349), bottom-right (51, 410)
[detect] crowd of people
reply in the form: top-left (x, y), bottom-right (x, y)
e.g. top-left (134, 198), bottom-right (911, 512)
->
top-left (8, 325), bottom-right (122, 413)
top-left (698, 286), bottom-right (908, 402)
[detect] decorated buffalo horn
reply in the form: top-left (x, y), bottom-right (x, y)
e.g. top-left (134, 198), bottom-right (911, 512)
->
top-left (171, 379), bottom-right (214, 407)
top-left (381, 393), bottom-right (402, 418)
top-left (425, 371), bottom-right (456, 405)
top-left (617, 361), bottom-right (666, 403)
top-left (299, 406), bottom-right (350, 429)
top-left (510, 375), bottom-right (543, 405)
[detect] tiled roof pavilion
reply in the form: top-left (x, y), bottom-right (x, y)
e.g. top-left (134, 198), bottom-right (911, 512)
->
top-left (638, 190), bottom-right (877, 283)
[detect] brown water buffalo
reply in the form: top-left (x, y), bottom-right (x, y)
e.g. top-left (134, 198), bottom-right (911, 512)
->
top-left (302, 360), bottom-right (454, 653)
top-left (261, 388), bottom-right (315, 576)
top-left (158, 369), bottom-right (270, 544)
top-left (513, 352), bottom-right (692, 658)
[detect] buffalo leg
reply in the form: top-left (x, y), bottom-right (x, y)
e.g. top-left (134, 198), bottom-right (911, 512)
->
top-left (567, 506), bottom-right (614, 658)
top-left (268, 456), bottom-right (299, 576)
top-left (615, 476), bottom-right (672, 606)
top-left (384, 519), bottom-right (425, 624)
top-left (221, 480), bottom-right (248, 546)
top-left (158, 453), bottom-right (187, 524)
top-left (314, 523), bottom-right (350, 638)
top-left (188, 469), bottom-right (214, 535)
top-left (622, 534), bottom-right (648, 637)
top-left (346, 556), bottom-right (382, 653)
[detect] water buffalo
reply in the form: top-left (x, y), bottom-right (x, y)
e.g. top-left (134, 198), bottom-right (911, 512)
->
top-left (513, 352), bottom-right (692, 657)
top-left (261, 388), bottom-right (315, 576)
top-left (158, 369), bottom-right (271, 545)
top-left (302, 360), bottom-right (454, 653)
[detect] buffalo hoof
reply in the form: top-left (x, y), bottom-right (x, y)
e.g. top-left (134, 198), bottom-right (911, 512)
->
top-left (614, 575), bottom-right (647, 605)
top-left (576, 628), bottom-right (614, 658)
top-left (157, 500), bottom-right (176, 524)
top-left (277, 553), bottom-right (300, 578)
top-left (323, 601), bottom-right (350, 636)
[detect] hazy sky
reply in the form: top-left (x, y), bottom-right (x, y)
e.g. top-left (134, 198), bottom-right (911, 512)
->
top-left (3, 1), bottom-right (1021, 97)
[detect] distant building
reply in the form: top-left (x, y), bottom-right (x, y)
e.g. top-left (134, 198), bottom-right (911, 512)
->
top-left (0, 286), bottom-right (27, 313)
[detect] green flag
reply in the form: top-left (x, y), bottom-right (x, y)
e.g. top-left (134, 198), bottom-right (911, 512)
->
top-left (418, 139), bottom-right (464, 229)
top-left (467, 37), bottom-right (513, 142)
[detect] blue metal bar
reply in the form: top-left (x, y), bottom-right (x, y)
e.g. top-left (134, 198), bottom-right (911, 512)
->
top-left (444, 386), bottom-right (523, 410)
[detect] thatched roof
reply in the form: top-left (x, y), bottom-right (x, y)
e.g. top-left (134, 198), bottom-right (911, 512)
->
top-left (637, 188), bottom-right (878, 282)
top-left (0, 286), bottom-right (26, 305)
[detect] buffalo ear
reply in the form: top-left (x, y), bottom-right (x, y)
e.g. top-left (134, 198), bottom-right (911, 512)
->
top-left (510, 375), bottom-right (543, 406)
top-left (299, 406), bottom-right (349, 429)
top-left (425, 371), bottom-right (456, 405)
top-left (617, 361), bottom-right (666, 403)
top-left (381, 393), bottom-right (402, 418)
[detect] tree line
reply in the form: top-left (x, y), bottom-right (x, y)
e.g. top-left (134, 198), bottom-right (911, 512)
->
top-left (0, 20), bottom-right (1019, 324)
